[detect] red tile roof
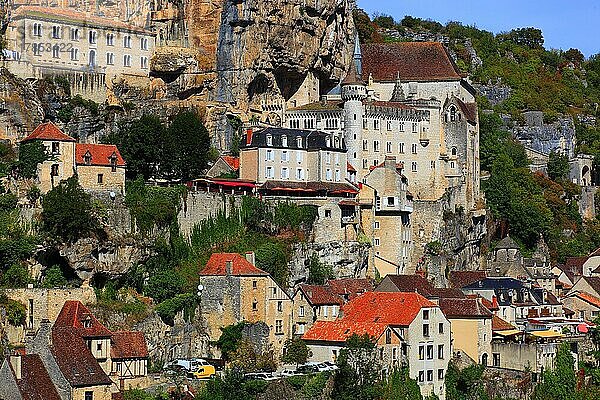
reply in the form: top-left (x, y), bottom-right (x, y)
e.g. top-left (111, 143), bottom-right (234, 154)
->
top-left (347, 162), bottom-right (356, 172)
top-left (54, 300), bottom-right (112, 338)
top-left (12, 354), bottom-right (62, 400)
top-left (111, 331), bottom-right (149, 359)
top-left (13, 6), bottom-right (153, 35)
top-left (221, 156), bottom-right (240, 171)
top-left (75, 143), bottom-right (126, 167)
top-left (439, 298), bottom-right (492, 319)
top-left (431, 288), bottom-right (466, 299)
top-left (362, 42), bottom-right (462, 82)
top-left (298, 285), bottom-right (343, 306)
top-left (574, 291), bottom-right (600, 309)
top-left (200, 253), bottom-right (269, 276)
top-left (492, 315), bottom-right (515, 332)
top-left (51, 328), bottom-right (113, 387)
top-left (455, 98), bottom-right (478, 125)
top-left (302, 320), bottom-right (387, 342)
top-left (340, 292), bottom-right (436, 326)
top-left (327, 278), bottom-right (373, 300)
top-left (563, 257), bottom-right (587, 275)
top-left (22, 122), bottom-right (75, 142)
top-left (341, 62), bottom-right (365, 86)
top-left (448, 271), bottom-right (487, 289)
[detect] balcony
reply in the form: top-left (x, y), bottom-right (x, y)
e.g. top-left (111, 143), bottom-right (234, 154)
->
top-left (341, 215), bottom-right (358, 224)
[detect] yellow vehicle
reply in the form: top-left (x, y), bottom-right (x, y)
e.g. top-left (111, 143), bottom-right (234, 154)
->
top-left (190, 363), bottom-right (216, 379)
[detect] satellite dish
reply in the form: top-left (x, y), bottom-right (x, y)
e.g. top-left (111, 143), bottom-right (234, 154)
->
top-left (197, 284), bottom-right (204, 291)
top-left (109, 191), bottom-right (116, 199)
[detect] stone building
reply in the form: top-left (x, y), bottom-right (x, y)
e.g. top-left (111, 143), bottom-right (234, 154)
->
top-left (563, 291), bottom-right (600, 322)
top-left (358, 156), bottom-right (413, 275)
top-left (303, 291), bottom-right (451, 400)
top-left (21, 122), bottom-right (126, 194)
top-left (206, 155), bottom-right (239, 178)
top-left (198, 252), bottom-right (293, 357)
top-left (4, 6), bottom-right (155, 101)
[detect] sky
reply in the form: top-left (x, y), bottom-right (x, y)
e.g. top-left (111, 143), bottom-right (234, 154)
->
top-left (357, 0), bottom-right (600, 57)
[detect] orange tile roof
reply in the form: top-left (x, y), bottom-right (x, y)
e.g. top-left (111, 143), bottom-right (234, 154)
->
top-left (54, 300), bottom-right (112, 337)
top-left (302, 320), bottom-right (387, 342)
top-left (340, 292), bottom-right (436, 326)
top-left (575, 291), bottom-right (600, 309)
top-left (362, 42), bottom-right (462, 82)
top-left (111, 331), bottom-right (149, 359)
top-left (221, 156), bottom-right (240, 171)
top-left (75, 143), bottom-right (126, 167)
top-left (200, 253), bottom-right (269, 276)
top-left (347, 162), bottom-right (356, 172)
top-left (13, 6), bottom-right (153, 35)
top-left (22, 122), bottom-right (75, 142)
top-left (492, 315), bottom-right (515, 332)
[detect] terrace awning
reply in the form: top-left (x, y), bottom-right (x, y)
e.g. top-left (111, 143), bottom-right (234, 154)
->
top-left (529, 330), bottom-right (563, 338)
top-left (494, 329), bottom-right (523, 336)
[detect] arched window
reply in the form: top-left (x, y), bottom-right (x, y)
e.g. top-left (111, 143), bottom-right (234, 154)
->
top-left (52, 45), bottom-right (60, 59)
top-left (89, 50), bottom-right (96, 67)
top-left (450, 106), bottom-right (457, 122)
top-left (481, 353), bottom-right (488, 366)
top-left (451, 147), bottom-right (457, 156)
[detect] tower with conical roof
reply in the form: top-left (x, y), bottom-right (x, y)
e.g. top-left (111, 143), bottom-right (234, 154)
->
top-left (341, 53), bottom-right (367, 171)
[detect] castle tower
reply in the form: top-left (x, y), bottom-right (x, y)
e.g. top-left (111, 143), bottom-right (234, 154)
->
top-left (341, 61), bottom-right (367, 173)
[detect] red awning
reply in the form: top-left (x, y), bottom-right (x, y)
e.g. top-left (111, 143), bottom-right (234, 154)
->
top-left (578, 323), bottom-right (589, 333)
top-left (211, 180), bottom-right (256, 188)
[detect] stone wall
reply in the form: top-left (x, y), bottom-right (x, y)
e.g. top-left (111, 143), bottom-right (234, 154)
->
top-left (177, 190), bottom-right (242, 238)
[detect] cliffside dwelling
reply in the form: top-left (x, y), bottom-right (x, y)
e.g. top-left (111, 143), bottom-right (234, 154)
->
top-left (198, 252), bottom-right (293, 357)
top-left (21, 122), bottom-right (126, 194)
top-left (4, 6), bottom-right (155, 101)
top-left (302, 291), bottom-right (451, 400)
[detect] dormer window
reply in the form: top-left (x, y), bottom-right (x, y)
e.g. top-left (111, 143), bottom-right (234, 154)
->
top-left (266, 135), bottom-right (272, 146)
top-left (326, 137), bottom-right (331, 147)
top-left (450, 106), bottom-right (457, 122)
top-left (282, 135), bottom-right (288, 147)
top-left (83, 317), bottom-right (92, 328)
top-left (296, 136), bottom-right (302, 147)
top-left (84, 151), bottom-right (92, 165)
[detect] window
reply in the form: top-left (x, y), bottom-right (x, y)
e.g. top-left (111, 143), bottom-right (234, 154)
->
top-left (70, 48), bottom-right (79, 61)
top-left (85, 391), bottom-right (93, 400)
top-left (252, 280), bottom-right (257, 288)
top-left (89, 50), bottom-right (96, 67)
top-left (106, 33), bottom-right (114, 46)
top-left (266, 135), bottom-right (273, 146)
top-left (123, 54), bottom-right (131, 67)
top-left (252, 301), bottom-right (257, 311)
top-left (290, 120), bottom-right (300, 129)
top-left (362, 140), bottom-right (368, 151)
top-left (387, 197), bottom-right (395, 207)
top-left (296, 323), bottom-right (305, 334)
top-left (399, 142), bottom-right (405, 154)
top-left (438, 369), bottom-right (444, 380)
top-left (140, 37), bottom-right (148, 50)
top-left (52, 26), bottom-right (60, 39)
top-left (418, 370), bottom-right (424, 383)
top-left (431, 160), bottom-right (435, 169)
top-left (387, 120), bottom-right (393, 131)
top-left (363, 119), bottom-right (368, 129)
top-left (140, 56), bottom-right (148, 69)
top-left (450, 161), bottom-right (455, 169)
top-left (386, 141), bottom-right (392, 153)
top-left (335, 153), bottom-right (340, 165)
top-left (399, 121), bottom-right (405, 132)
top-left (412, 122), bottom-right (418, 133)
top-left (277, 301), bottom-right (283, 312)
top-left (374, 221), bottom-right (380, 229)
top-left (33, 43), bottom-right (41, 56)
top-left (83, 318), bottom-right (92, 328)
top-left (325, 119), bottom-right (338, 130)
top-left (451, 147), bottom-right (457, 156)
top-left (89, 30), bottom-right (97, 44)
top-left (299, 306), bottom-right (305, 317)
top-left (427, 370), bottom-right (433, 382)
top-left (97, 342), bottom-right (103, 352)
top-left (411, 143), bottom-right (417, 154)
top-left (335, 169), bottom-right (341, 182)
top-left (272, 287), bottom-right (277, 295)
top-left (326, 169), bottom-right (332, 181)
top-left (385, 329), bottom-right (391, 344)
top-left (281, 151), bottom-right (289, 162)
top-left (97, 174), bottom-right (103, 184)
top-left (373, 141), bottom-right (380, 152)
top-left (362, 159), bottom-right (368, 169)
top-left (51, 164), bottom-right (59, 176)
top-left (438, 323), bottom-right (444, 334)
top-left (266, 150), bottom-right (274, 161)
top-left (123, 35), bottom-right (132, 48)
top-left (392, 347), bottom-right (397, 361)
top-left (275, 320), bottom-right (283, 334)
top-left (325, 152), bottom-right (331, 164)
top-left (303, 119), bottom-right (315, 129)
top-left (423, 323), bottom-right (430, 337)
top-left (296, 168), bottom-right (305, 180)
top-left (106, 52), bottom-right (114, 65)
top-left (374, 119), bottom-right (380, 130)
top-left (296, 136), bottom-right (302, 147)
top-left (450, 106), bottom-right (457, 122)
top-left (265, 166), bottom-right (274, 179)
top-left (423, 309), bottom-right (430, 320)
top-left (324, 209), bottom-right (332, 218)
top-left (296, 151), bottom-right (303, 163)
top-left (51, 142), bottom-right (60, 154)
top-left (438, 344), bottom-right (444, 359)
top-left (418, 345), bottom-right (424, 360)
top-left (281, 167), bottom-right (289, 179)
top-left (411, 162), bottom-right (417, 172)
top-left (282, 135), bottom-right (288, 147)
top-left (52, 45), bottom-right (60, 58)
top-left (374, 238), bottom-right (380, 246)
top-left (493, 353), bottom-right (500, 367)
top-left (70, 28), bottom-right (79, 41)
top-left (427, 345), bottom-right (433, 360)
top-left (33, 23), bottom-right (42, 37)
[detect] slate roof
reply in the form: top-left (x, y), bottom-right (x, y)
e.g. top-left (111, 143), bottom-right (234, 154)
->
top-left (22, 122), bottom-right (75, 142)
top-left (298, 285), bottom-right (343, 306)
top-left (51, 327), bottom-right (113, 387)
top-left (492, 315), bottom-right (516, 331)
top-left (75, 143), bottom-right (126, 167)
top-left (448, 270), bottom-right (487, 289)
top-left (495, 235), bottom-right (520, 250)
top-left (13, 6), bottom-right (153, 35)
top-left (463, 277), bottom-right (525, 291)
top-left (563, 257), bottom-right (587, 275)
top-left (243, 127), bottom-right (346, 151)
top-left (438, 298), bottom-right (493, 319)
top-left (327, 278), bottom-right (373, 300)
top-left (200, 253), bottom-right (269, 276)
top-left (341, 61), bottom-right (365, 86)
top-left (54, 300), bottom-right (112, 338)
top-left (376, 274), bottom-right (434, 296)
top-left (362, 42), bottom-right (462, 82)
top-left (579, 276), bottom-right (600, 295)
top-left (111, 331), bottom-right (149, 359)
top-left (11, 354), bottom-right (62, 400)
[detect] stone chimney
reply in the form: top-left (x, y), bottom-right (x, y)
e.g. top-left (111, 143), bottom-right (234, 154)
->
top-left (10, 355), bottom-right (22, 380)
top-left (245, 251), bottom-right (256, 266)
top-left (384, 156), bottom-right (396, 170)
top-left (225, 260), bottom-right (233, 275)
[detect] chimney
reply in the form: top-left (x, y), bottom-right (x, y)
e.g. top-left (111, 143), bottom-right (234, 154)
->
top-left (245, 251), bottom-right (256, 266)
top-left (491, 295), bottom-right (498, 310)
top-left (225, 260), bottom-right (233, 275)
top-left (10, 355), bottom-right (22, 380)
top-left (384, 156), bottom-right (396, 170)
top-left (246, 128), bottom-right (253, 145)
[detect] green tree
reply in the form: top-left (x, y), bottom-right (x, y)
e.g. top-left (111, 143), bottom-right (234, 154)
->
top-left (445, 362), bottom-right (488, 400)
top-left (42, 265), bottom-right (67, 288)
top-left (307, 253), bottom-right (333, 285)
top-left (17, 140), bottom-right (50, 179)
top-left (281, 338), bottom-right (312, 366)
top-left (41, 177), bottom-right (97, 241)
top-left (216, 322), bottom-right (246, 362)
top-left (144, 270), bottom-right (185, 303)
top-left (1, 264), bottom-right (31, 288)
top-left (380, 368), bottom-right (423, 400)
top-left (255, 242), bottom-right (289, 288)
top-left (547, 152), bottom-right (570, 181)
top-left (533, 342), bottom-right (576, 400)
top-left (332, 333), bottom-right (381, 400)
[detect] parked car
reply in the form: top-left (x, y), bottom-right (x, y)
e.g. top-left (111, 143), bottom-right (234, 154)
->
top-left (280, 368), bottom-right (303, 377)
top-left (189, 363), bottom-right (216, 379)
top-left (244, 372), bottom-right (279, 381)
top-left (322, 361), bottom-right (339, 371)
top-left (165, 358), bottom-right (211, 373)
top-left (296, 364), bottom-right (319, 374)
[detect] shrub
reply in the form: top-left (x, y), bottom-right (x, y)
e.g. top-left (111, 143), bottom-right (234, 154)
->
top-left (155, 293), bottom-right (196, 325)
top-left (17, 140), bottom-right (50, 179)
top-left (42, 265), bottom-right (67, 288)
